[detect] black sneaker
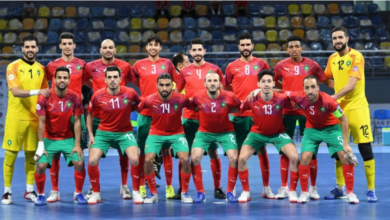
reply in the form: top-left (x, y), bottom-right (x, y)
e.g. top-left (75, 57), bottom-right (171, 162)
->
top-left (173, 188), bottom-right (182, 200)
top-left (214, 188), bottom-right (226, 199)
top-left (1, 192), bottom-right (12, 205)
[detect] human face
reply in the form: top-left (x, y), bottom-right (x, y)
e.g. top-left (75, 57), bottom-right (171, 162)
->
top-left (332, 30), bottom-right (349, 52)
top-left (100, 40), bottom-right (116, 60)
top-left (22, 40), bottom-right (39, 61)
top-left (303, 78), bottom-right (319, 102)
top-left (105, 71), bottom-right (121, 91)
top-left (59, 38), bottom-right (75, 57)
top-left (157, 78), bottom-right (173, 98)
top-left (238, 39), bottom-right (254, 58)
top-left (287, 41), bottom-right (302, 60)
top-left (182, 55), bottom-right (190, 67)
top-left (189, 44), bottom-right (205, 63)
top-left (257, 74), bottom-right (274, 95)
top-left (204, 73), bottom-right (220, 95)
top-left (55, 71), bottom-right (70, 91)
top-left (146, 40), bottom-right (162, 58)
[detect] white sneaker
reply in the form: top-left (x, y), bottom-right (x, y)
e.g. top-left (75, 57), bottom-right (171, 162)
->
top-left (238, 191), bottom-right (251, 203)
top-left (289, 191), bottom-right (298, 203)
top-left (132, 191), bottom-right (144, 204)
top-left (1, 192), bottom-right (12, 205)
top-left (47, 190), bottom-right (60, 203)
top-left (346, 193), bottom-right (359, 204)
top-left (232, 187), bottom-right (236, 197)
top-left (297, 192), bottom-right (310, 204)
top-left (261, 186), bottom-right (275, 199)
top-left (87, 192), bottom-right (102, 204)
top-left (275, 187), bottom-right (289, 199)
top-left (85, 187), bottom-right (93, 200)
top-left (144, 194), bottom-right (158, 204)
top-left (120, 185), bottom-right (132, 200)
top-left (309, 186), bottom-right (320, 200)
top-left (181, 192), bottom-right (193, 203)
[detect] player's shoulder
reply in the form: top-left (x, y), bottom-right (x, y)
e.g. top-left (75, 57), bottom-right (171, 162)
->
top-left (35, 61), bottom-right (46, 70)
top-left (93, 87), bottom-right (106, 96)
top-left (174, 91), bottom-right (187, 99)
top-left (319, 91), bottom-right (332, 100)
top-left (221, 89), bottom-right (235, 97)
top-left (121, 86), bottom-right (137, 93)
top-left (253, 57), bottom-right (268, 64)
top-left (205, 61), bottom-right (220, 69)
top-left (47, 58), bottom-right (62, 66)
top-left (349, 48), bottom-right (364, 60)
top-left (115, 58), bottom-right (130, 66)
top-left (7, 59), bottom-right (22, 69)
top-left (159, 57), bottom-right (172, 63)
top-left (328, 52), bottom-right (339, 60)
top-left (133, 58), bottom-right (148, 66)
top-left (275, 91), bottom-right (288, 99)
top-left (193, 89), bottom-right (207, 97)
top-left (73, 57), bottom-right (87, 65)
top-left (181, 64), bottom-right (192, 72)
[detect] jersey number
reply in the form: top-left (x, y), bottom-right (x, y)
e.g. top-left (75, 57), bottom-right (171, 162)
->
top-left (211, 102), bottom-right (216, 113)
top-left (161, 103), bottom-right (170, 113)
top-left (151, 64), bottom-right (156, 74)
top-left (109, 98), bottom-right (120, 109)
top-left (196, 69), bottom-right (202, 79)
top-left (66, 64), bottom-right (73, 74)
top-left (263, 105), bottom-right (272, 115)
top-left (229, 134), bottom-right (237, 145)
top-left (59, 101), bottom-right (64, 112)
top-left (294, 66), bottom-right (299, 75)
top-left (310, 106), bottom-right (315, 115)
top-left (360, 125), bottom-right (369, 136)
top-left (337, 61), bottom-right (344, 70)
top-left (29, 69), bottom-right (33, 79)
top-left (245, 65), bottom-right (250, 75)
top-left (179, 137), bottom-right (188, 148)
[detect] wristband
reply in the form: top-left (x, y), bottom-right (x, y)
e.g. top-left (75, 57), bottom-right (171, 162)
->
top-left (30, 90), bottom-right (39, 96)
top-left (34, 141), bottom-right (45, 161)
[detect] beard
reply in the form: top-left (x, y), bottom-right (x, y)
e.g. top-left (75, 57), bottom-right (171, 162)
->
top-left (23, 51), bottom-right (36, 61)
top-left (240, 49), bottom-right (252, 58)
top-left (333, 43), bottom-right (347, 52)
top-left (193, 55), bottom-right (203, 62)
top-left (56, 84), bottom-right (68, 91)
top-left (159, 89), bottom-right (172, 98)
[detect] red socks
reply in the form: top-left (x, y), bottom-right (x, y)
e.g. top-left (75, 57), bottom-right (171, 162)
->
top-left (299, 164), bottom-right (310, 192)
top-left (226, 166), bottom-right (238, 193)
top-left (238, 169), bottom-right (250, 191)
top-left (145, 172), bottom-right (157, 194)
top-left (119, 155), bottom-right (129, 186)
top-left (280, 154), bottom-right (290, 187)
top-left (139, 156), bottom-right (145, 186)
top-left (289, 170), bottom-right (299, 191)
top-left (131, 164), bottom-right (140, 191)
top-left (88, 164), bottom-right (100, 193)
top-left (163, 155), bottom-right (173, 186)
top-left (310, 158), bottom-right (318, 187)
top-left (210, 158), bottom-right (222, 189)
top-left (49, 158), bottom-right (60, 191)
top-left (258, 153), bottom-right (270, 186)
top-left (192, 164), bottom-right (205, 193)
top-left (35, 173), bottom-right (46, 194)
top-left (180, 171), bottom-right (191, 193)
top-left (342, 164), bottom-right (355, 194)
top-left (178, 161), bottom-right (182, 189)
top-left (74, 169), bottom-right (86, 194)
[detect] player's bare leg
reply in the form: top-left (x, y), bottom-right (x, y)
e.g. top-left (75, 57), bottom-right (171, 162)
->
top-left (117, 149), bottom-right (131, 200)
top-left (161, 148), bottom-right (174, 199)
top-left (258, 147), bottom-right (274, 199)
top-left (208, 148), bottom-right (225, 199)
top-left (279, 143), bottom-right (299, 203)
top-left (191, 148), bottom-right (206, 203)
top-left (47, 152), bottom-right (61, 203)
top-left (225, 149), bottom-right (239, 203)
top-left (87, 148), bottom-right (104, 204)
top-left (124, 146), bottom-right (143, 204)
top-left (237, 145), bottom-right (256, 203)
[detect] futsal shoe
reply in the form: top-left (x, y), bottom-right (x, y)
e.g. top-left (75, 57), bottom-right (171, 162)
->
top-left (261, 186), bottom-right (275, 199)
top-left (47, 190), bottom-right (60, 203)
top-left (74, 193), bottom-right (87, 205)
top-left (367, 189), bottom-right (378, 203)
top-left (139, 185), bottom-right (147, 198)
top-left (87, 192), bottom-right (102, 204)
top-left (85, 187), bottom-right (93, 200)
top-left (166, 185), bottom-right (175, 199)
top-left (144, 193), bottom-right (158, 204)
top-left (24, 190), bottom-right (37, 202)
top-left (226, 192), bottom-right (238, 203)
top-left (1, 192), bottom-right (12, 205)
top-left (288, 191), bottom-right (298, 203)
top-left (132, 191), bottom-right (144, 204)
top-left (275, 187), bottom-right (289, 199)
top-left (194, 192), bottom-right (206, 203)
top-left (297, 192), bottom-right (310, 204)
top-left (120, 185), bottom-right (132, 200)
top-left (346, 193), bottom-right (359, 204)
top-left (35, 195), bottom-right (46, 206)
top-left (309, 186), bottom-right (320, 200)
top-left (173, 188), bottom-right (182, 200)
top-left (324, 187), bottom-right (346, 199)
top-left (214, 188), bottom-right (226, 199)
top-left (238, 191), bottom-right (251, 203)
top-left (181, 193), bottom-right (193, 203)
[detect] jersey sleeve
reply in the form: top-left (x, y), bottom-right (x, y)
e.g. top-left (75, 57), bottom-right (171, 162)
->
top-left (282, 94), bottom-right (293, 109)
top-left (350, 53), bottom-right (364, 80)
top-left (183, 97), bottom-right (193, 110)
top-left (46, 62), bottom-right (55, 81)
top-left (131, 89), bottom-right (140, 105)
top-left (6, 63), bottom-right (20, 89)
top-left (239, 98), bottom-right (251, 113)
top-left (230, 93), bottom-right (242, 107)
top-left (123, 63), bottom-right (134, 84)
top-left (263, 60), bottom-right (271, 70)
top-left (285, 91), bottom-right (299, 103)
top-left (137, 96), bottom-right (148, 112)
top-left (332, 105), bottom-right (344, 118)
top-left (312, 61), bottom-right (328, 82)
top-left (274, 62), bottom-right (282, 82)
top-left (41, 68), bottom-right (49, 89)
top-left (224, 64), bottom-right (233, 86)
top-left (83, 63), bottom-right (92, 82)
top-left (87, 94), bottom-right (98, 113)
top-left (36, 95), bottom-right (46, 116)
top-left (176, 69), bottom-right (186, 91)
top-left (324, 93), bottom-right (339, 113)
top-left (167, 60), bottom-right (178, 83)
top-left (216, 67), bottom-right (225, 86)
top-left (324, 56), bottom-right (333, 78)
top-left (73, 95), bottom-right (84, 116)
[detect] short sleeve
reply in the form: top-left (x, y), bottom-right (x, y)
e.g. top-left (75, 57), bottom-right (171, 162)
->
top-left (87, 95), bottom-right (97, 113)
top-left (83, 63), bottom-right (92, 82)
top-left (325, 94), bottom-right (339, 112)
top-left (6, 63), bottom-right (20, 89)
top-left (123, 63), bottom-right (135, 84)
top-left (73, 95), bottom-right (84, 116)
top-left (131, 89), bottom-right (140, 105)
top-left (167, 60), bottom-right (178, 83)
top-left (224, 64), bottom-right (233, 86)
top-left (349, 53), bottom-right (364, 80)
top-left (36, 96), bottom-right (46, 116)
top-left (230, 93), bottom-right (242, 107)
top-left (263, 60), bottom-right (271, 70)
top-left (183, 97), bottom-right (193, 110)
top-left (274, 62), bottom-right (282, 82)
top-left (41, 67), bottom-right (49, 89)
top-left (176, 69), bottom-right (186, 91)
top-left (46, 62), bottom-right (56, 81)
top-left (137, 97), bottom-right (148, 113)
top-left (332, 105), bottom-right (344, 118)
top-left (312, 61), bottom-right (328, 82)
top-left (239, 98), bottom-right (251, 113)
top-left (282, 94), bottom-right (293, 109)
top-left (216, 67), bottom-right (225, 86)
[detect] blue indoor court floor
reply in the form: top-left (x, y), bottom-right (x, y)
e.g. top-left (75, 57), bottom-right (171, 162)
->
top-left (1, 145), bottom-right (390, 220)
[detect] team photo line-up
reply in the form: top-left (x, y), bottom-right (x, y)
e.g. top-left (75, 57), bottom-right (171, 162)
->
top-left (1, 25), bottom-right (377, 206)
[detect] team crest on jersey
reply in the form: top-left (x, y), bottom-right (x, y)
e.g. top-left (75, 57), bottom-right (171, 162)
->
top-left (161, 64), bottom-right (166, 70)
top-left (7, 140), bottom-right (12, 146)
top-left (37, 70), bottom-right (41, 76)
top-left (346, 61), bottom-right (351, 67)
top-left (304, 65), bottom-right (310, 71)
top-left (66, 101), bottom-right (72, 108)
top-left (208, 70), bottom-right (213, 73)
top-left (123, 98), bottom-right (129, 105)
top-left (221, 101), bottom-right (226, 108)
top-left (173, 104), bottom-right (179, 110)
top-left (77, 65), bottom-right (81, 70)
top-left (275, 104), bottom-right (281, 111)
top-left (254, 65), bottom-right (259, 70)
top-left (320, 106), bottom-right (325, 112)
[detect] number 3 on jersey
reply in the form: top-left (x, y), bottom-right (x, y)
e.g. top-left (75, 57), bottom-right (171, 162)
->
top-left (152, 64), bottom-right (156, 74)
top-left (263, 105), bottom-right (272, 115)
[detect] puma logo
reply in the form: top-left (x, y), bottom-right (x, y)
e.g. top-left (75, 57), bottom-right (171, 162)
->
top-left (302, 174), bottom-right (308, 177)
top-left (230, 179), bottom-right (236, 183)
top-left (153, 105), bottom-right (158, 109)
top-left (365, 165), bottom-right (371, 169)
top-left (281, 168), bottom-right (287, 171)
top-left (255, 106), bottom-right (260, 110)
top-left (347, 172), bottom-right (353, 176)
top-left (5, 164), bottom-right (12, 168)
top-left (133, 175), bottom-right (139, 179)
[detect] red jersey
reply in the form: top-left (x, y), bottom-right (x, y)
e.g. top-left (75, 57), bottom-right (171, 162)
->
top-left (274, 57), bottom-right (328, 115)
top-left (225, 57), bottom-right (270, 117)
top-left (46, 57), bottom-right (86, 95)
top-left (240, 92), bottom-right (292, 136)
top-left (84, 58), bottom-right (134, 118)
top-left (286, 91), bottom-right (341, 129)
top-left (176, 62), bottom-right (224, 119)
top-left (193, 89), bottom-right (241, 133)
top-left (138, 92), bottom-right (191, 136)
top-left (88, 86), bottom-right (140, 132)
top-left (36, 89), bottom-right (84, 140)
top-left (132, 57), bottom-right (177, 116)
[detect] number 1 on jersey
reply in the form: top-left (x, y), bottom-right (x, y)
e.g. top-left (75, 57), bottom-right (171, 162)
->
top-left (109, 98), bottom-right (120, 109)
top-left (161, 103), bottom-right (170, 113)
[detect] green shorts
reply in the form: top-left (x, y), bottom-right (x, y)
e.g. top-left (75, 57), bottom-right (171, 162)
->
top-left (243, 132), bottom-right (294, 154)
top-left (92, 117), bottom-right (101, 136)
top-left (137, 114), bottom-right (152, 150)
top-left (301, 124), bottom-right (343, 158)
top-left (182, 118), bottom-right (219, 151)
top-left (283, 114), bottom-right (306, 139)
top-left (91, 130), bottom-right (138, 158)
top-left (192, 131), bottom-right (238, 153)
top-left (145, 134), bottom-right (189, 156)
top-left (231, 116), bottom-right (254, 148)
top-left (71, 114), bottom-right (88, 149)
top-left (38, 138), bottom-right (82, 168)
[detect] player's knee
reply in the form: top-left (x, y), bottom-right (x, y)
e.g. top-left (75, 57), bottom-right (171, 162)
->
top-left (289, 155), bottom-right (299, 166)
top-left (144, 154), bottom-right (155, 164)
top-left (300, 153), bottom-right (312, 166)
top-left (191, 155), bottom-right (201, 165)
top-left (88, 158), bottom-right (99, 166)
top-left (36, 163), bottom-right (47, 174)
top-left (238, 156), bottom-right (247, 167)
top-left (358, 143), bottom-right (374, 161)
top-left (129, 156), bottom-right (139, 166)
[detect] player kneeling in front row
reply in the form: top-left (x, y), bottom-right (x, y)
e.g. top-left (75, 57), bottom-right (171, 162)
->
top-left (86, 66), bottom-right (143, 204)
top-left (139, 74), bottom-right (193, 204)
top-left (34, 66), bottom-right (87, 206)
top-left (238, 70), bottom-right (300, 203)
top-left (286, 75), bottom-right (359, 204)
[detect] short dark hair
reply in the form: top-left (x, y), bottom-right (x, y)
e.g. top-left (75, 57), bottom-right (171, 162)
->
top-left (190, 38), bottom-right (204, 49)
top-left (22, 34), bottom-right (38, 47)
top-left (146, 34), bottom-right (163, 46)
top-left (59, 32), bottom-right (75, 43)
top-left (257, 70), bottom-right (274, 81)
top-left (303, 75), bottom-right (319, 85)
top-left (172, 52), bottom-right (187, 68)
top-left (287, 35), bottom-right (303, 45)
top-left (157, 73), bottom-right (172, 83)
top-left (331, 26), bottom-right (349, 37)
top-left (105, 66), bottom-right (121, 77)
top-left (238, 33), bottom-right (253, 44)
top-left (55, 66), bottom-right (70, 78)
